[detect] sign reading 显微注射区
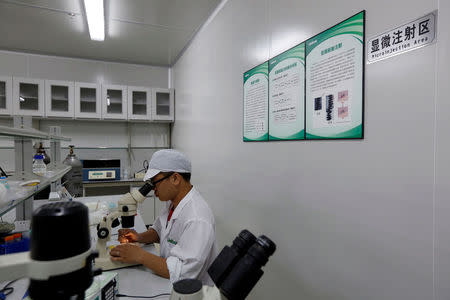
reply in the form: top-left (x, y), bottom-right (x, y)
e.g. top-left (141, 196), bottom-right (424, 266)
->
top-left (367, 11), bottom-right (436, 64)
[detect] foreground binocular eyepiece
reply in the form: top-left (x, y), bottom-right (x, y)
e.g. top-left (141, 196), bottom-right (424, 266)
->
top-left (208, 230), bottom-right (276, 300)
top-left (207, 229), bottom-right (256, 286)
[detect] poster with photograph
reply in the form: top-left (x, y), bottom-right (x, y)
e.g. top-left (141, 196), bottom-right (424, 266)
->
top-left (243, 62), bottom-right (269, 141)
top-left (305, 11), bottom-right (365, 139)
top-left (268, 43), bottom-right (305, 140)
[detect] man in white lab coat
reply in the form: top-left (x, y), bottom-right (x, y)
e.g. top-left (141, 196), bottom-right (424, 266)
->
top-left (110, 149), bottom-right (218, 285)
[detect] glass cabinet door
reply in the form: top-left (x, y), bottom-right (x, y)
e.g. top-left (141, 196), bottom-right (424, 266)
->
top-left (156, 92), bottom-right (169, 116)
top-left (51, 86), bottom-right (69, 111)
top-left (102, 84), bottom-right (127, 119)
top-left (0, 76), bottom-right (12, 115)
top-left (13, 77), bottom-right (45, 116)
top-left (128, 86), bottom-right (151, 120)
top-left (152, 88), bottom-right (174, 121)
top-left (80, 87), bottom-right (97, 113)
top-left (45, 80), bottom-right (74, 118)
top-left (20, 83), bottom-right (39, 110)
top-left (106, 89), bottom-right (123, 114)
top-left (75, 82), bottom-right (101, 119)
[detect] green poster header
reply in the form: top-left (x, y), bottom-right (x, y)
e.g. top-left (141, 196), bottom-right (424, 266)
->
top-left (306, 11), bottom-right (364, 56)
top-left (244, 61), bottom-right (268, 84)
top-left (269, 43), bottom-right (305, 72)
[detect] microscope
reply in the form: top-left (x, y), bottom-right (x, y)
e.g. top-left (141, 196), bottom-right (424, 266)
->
top-left (0, 183), bottom-right (154, 298)
top-left (170, 230), bottom-right (276, 300)
top-left (94, 182), bottom-right (154, 270)
top-left (0, 201), bottom-right (101, 300)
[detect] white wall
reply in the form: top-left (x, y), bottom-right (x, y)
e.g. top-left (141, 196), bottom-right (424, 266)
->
top-left (0, 50), bottom-right (170, 174)
top-left (172, 1), bottom-right (445, 299)
top-left (0, 50), bottom-right (168, 86)
top-left (435, 0), bottom-right (450, 299)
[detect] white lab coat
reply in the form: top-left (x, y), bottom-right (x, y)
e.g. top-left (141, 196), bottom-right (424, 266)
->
top-left (151, 187), bottom-right (218, 285)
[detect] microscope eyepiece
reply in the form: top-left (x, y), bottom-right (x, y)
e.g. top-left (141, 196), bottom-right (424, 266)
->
top-left (247, 235), bottom-right (276, 266)
top-left (139, 182), bottom-right (154, 196)
top-left (31, 202), bottom-right (90, 260)
top-left (29, 202), bottom-right (96, 300)
top-left (234, 229), bottom-right (257, 251)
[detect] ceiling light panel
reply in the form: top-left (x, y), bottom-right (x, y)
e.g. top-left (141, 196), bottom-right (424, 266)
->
top-left (84, 0), bottom-right (105, 41)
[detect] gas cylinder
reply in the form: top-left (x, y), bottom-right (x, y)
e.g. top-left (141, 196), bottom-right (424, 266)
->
top-left (62, 145), bottom-right (83, 197)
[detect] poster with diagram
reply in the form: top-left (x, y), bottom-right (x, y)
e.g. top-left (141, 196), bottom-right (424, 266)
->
top-left (268, 43), bottom-right (305, 140)
top-left (243, 62), bottom-right (269, 141)
top-left (305, 11), bottom-right (365, 139)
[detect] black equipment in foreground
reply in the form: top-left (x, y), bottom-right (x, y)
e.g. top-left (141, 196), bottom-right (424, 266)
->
top-left (208, 230), bottom-right (276, 300)
top-left (0, 202), bottom-right (102, 300)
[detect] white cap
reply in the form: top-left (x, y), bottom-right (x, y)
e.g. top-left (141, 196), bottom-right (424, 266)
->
top-left (144, 149), bottom-right (192, 181)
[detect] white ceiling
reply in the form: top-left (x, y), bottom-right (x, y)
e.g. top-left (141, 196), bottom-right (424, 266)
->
top-left (0, 0), bottom-right (221, 66)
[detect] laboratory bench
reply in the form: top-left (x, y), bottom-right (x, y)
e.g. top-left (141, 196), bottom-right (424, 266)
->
top-left (2, 250), bottom-right (173, 300)
top-left (0, 195), bottom-right (173, 299)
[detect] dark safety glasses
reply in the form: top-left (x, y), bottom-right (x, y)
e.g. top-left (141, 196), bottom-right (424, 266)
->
top-left (150, 172), bottom-right (174, 187)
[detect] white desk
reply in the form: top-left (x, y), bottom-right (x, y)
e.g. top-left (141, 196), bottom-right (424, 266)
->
top-left (114, 265), bottom-right (172, 299)
top-left (2, 264), bottom-right (172, 300)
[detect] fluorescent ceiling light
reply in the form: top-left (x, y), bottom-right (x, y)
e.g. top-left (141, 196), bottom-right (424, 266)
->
top-left (84, 0), bottom-right (105, 41)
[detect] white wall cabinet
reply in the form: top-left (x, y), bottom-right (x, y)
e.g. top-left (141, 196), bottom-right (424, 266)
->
top-left (75, 82), bottom-right (101, 119)
top-left (0, 76), bottom-right (13, 115)
top-left (13, 77), bottom-right (45, 117)
top-left (6, 77), bottom-right (173, 122)
top-left (128, 86), bottom-right (152, 120)
top-left (152, 88), bottom-right (174, 121)
top-left (102, 84), bottom-right (127, 120)
top-left (45, 80), bottom-right (74, 118)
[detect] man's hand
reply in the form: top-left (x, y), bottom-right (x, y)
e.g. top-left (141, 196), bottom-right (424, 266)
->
top-left (110, 243), bottom-right (146, 264)
top-left (118, 228), bottom-right (140, 243)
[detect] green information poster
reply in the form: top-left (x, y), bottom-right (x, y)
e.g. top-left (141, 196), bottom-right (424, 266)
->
top-left (305, 11), bottom-right (365, 139)
top-left (243, 62), bottom-right (269, 141)
top-left (268, 43), bottom-right (305, 140)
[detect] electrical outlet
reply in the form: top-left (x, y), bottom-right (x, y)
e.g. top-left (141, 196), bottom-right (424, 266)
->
top-left (13, 220), bottom-right (30, 232)
top-left (134, 172), bottom-right (145, 179)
